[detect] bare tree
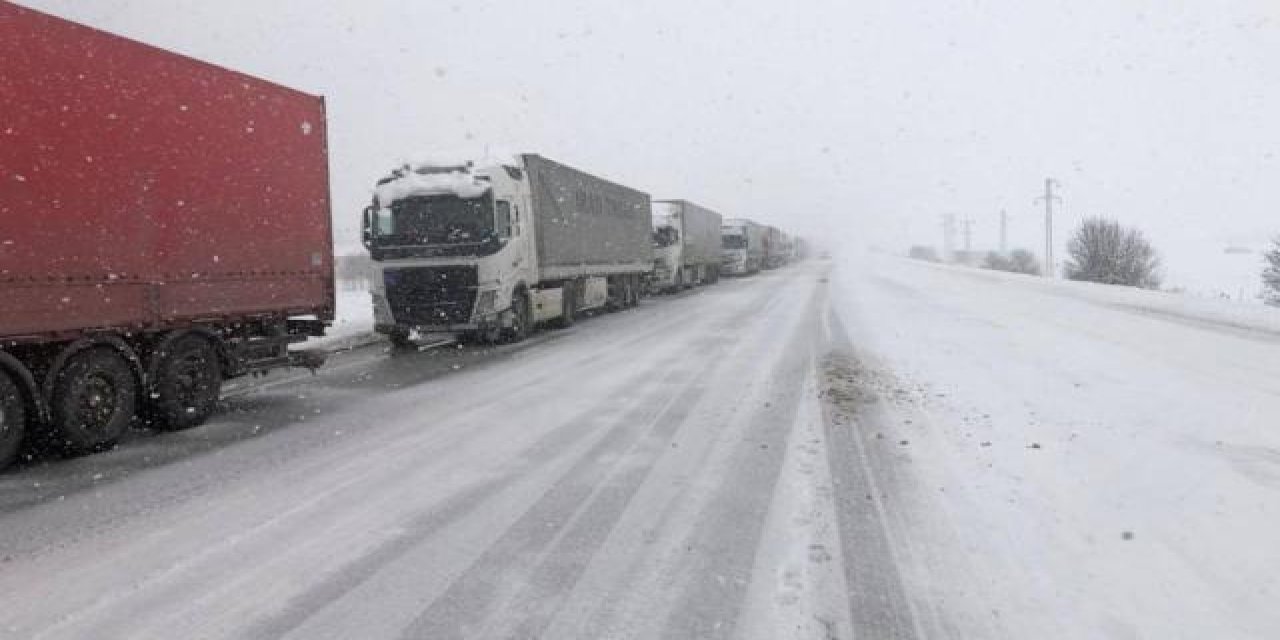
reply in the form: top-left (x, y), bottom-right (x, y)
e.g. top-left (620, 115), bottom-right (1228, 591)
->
top-left (982, 251), bottom-right (1009, 271)
top-left (1007, 249), bottom-right (1042, 275)
top-left (1064, 217), bottom-right (1161, 288)
top-left (1263, 237), bottom-right (1280, 306)
top-left (908, 245), bottom-right (940, 262)
top-left (983, 248), bottom-right (1041, 275)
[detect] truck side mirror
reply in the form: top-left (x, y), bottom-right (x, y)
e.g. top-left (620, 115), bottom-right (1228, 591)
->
top-left (361, 206), bottom-right (374, 249)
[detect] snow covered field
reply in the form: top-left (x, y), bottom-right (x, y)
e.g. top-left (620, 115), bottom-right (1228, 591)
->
top-left (834, 253), bottom-right (1280, 637)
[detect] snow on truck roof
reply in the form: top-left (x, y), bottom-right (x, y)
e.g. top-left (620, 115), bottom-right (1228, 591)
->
top-left (374, 154), bottom-right (521, 208)
top-left (651, 201), bottom-right (680, 218)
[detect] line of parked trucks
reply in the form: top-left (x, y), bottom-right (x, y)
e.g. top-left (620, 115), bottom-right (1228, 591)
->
top-left (361, 155), bottom-right (799, 347)
top-left (0, 3), bottom-right (801, 470)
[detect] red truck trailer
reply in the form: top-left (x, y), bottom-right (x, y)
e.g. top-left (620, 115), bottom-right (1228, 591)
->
top-left (0, 2), bottom-right (333, 468)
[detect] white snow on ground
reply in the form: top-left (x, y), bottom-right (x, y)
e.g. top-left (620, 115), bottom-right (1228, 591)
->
top-left (1158, 239), bottom-right (1270, 302)
top-left (832, 253), bottom-right (1280, 638)
top-left (302, 284), bottom-right (376, 351)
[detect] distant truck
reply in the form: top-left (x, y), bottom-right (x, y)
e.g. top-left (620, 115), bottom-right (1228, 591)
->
top-left (720, 218), bottom-right (766, 275)
top-left (762, 226), bottom-right (788, 269)
top-left (362, 154), bottom-right (651, 345)
top-left (650, 200), bottom-right (724, 291)
top-left (0, 2), bottom-right (334, 468)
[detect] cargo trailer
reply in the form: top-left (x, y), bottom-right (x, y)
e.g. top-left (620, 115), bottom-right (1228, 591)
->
top-left (0, 2), bottom-right (333, 467)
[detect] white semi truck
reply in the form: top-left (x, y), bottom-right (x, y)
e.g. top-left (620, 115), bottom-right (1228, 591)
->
top-left (720, 218), bottom-right (767, 276)
top-left (362, 154), bottom-right (652, 345)
top-left (650, 200), bottom-right (724, 292)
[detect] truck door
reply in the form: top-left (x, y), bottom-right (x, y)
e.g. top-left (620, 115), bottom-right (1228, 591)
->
top-left (499, 197), bottom-right (533, 285)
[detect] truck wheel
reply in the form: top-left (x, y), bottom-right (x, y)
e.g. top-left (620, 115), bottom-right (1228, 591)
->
top-left (150, 335), bottom-right (221, 431)
top-left (502, 291), bottom-right (531, 343)
top-left (0, 371), bottom-right (26, 470)
top-left (553, 281), bottom-right (577, 328)
top-left (387, 327), bottom-right (415, 350)
top-left (605, 277), bottom-right (623, 312)
top-left (50, 347), bottom-right (136, 453)
top-left (627, 275), bottom-right (641, 307)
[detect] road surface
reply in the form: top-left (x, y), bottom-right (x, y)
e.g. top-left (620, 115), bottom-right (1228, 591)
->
top-left (4, 255), bottom-right (1277, 639)
top-left (0, 261), bottom-right (924, 640)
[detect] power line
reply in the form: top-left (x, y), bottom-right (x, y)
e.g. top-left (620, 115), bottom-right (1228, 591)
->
top-left (941, 213), bottom-right (957, 259)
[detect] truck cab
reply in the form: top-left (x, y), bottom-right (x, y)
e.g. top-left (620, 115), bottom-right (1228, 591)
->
top-left (363, 160), bottom-right (535, 343)
top-left (363, 154), bottom-right (650, 346)
top-left (650, 205), bottom-right (684, 291)
top-left (721, 219), bottom-right (759, 275)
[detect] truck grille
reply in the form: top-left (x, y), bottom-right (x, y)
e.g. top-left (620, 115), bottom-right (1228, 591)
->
top-left (384, 266), bottom-right (479, 325)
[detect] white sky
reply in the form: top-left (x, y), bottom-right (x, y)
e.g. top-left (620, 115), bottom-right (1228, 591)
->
top-left (19, 0), bottom-right (1280, 289)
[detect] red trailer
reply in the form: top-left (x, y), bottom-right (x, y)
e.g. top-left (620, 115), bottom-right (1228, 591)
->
top-left (0, 2), bottom-right (333, 467)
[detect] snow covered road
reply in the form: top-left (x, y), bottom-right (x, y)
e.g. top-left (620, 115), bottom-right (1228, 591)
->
top-left (2, 255), bottom-right (1275, 639)
top-left (0, 262), bottom-right (917, 639)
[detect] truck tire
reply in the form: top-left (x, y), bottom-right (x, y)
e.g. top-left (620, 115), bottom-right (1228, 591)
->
top-left (627, 275), bottom-right (641, 307)
top-left (605, 276), bottom-right (624, 312)
top-left (387, 327), bottom-right (415, 350)
top-left (502, 290), bottom-right (532, 343)
top-left (0, 371), bottom-right (26, 470)
top-left (50, 347), bottom-right (136, 453)
top-left (553, 281), bottom-right (577, 328)
top-left (149, 334), bottom-right (222, 431)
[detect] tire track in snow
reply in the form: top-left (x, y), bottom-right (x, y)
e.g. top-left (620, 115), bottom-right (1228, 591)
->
top-left (397, 332), bottom-right (739, 639)
top-left (655, 283), bottom-right (827, 639)
top-left (818, 306), bottom-right (927, 639)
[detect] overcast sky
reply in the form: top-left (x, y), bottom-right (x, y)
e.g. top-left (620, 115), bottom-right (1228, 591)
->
top-left (20, 0), bottom-right (1280, 286)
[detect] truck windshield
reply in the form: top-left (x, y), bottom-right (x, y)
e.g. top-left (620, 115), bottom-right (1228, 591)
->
top-left (653, 227), bottom-right (679, 248)
top-left (370, 195), bottom-right (500, 257)
top-left (722, 235), bottom-right (747, 249)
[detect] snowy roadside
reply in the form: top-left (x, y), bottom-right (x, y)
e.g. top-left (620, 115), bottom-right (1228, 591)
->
top-left (297, 286), bottom-right (383, 353)
top-left (909, 255), bottom-right (1280, 337)
top-left (829, 252), bottom-right (1280, 638)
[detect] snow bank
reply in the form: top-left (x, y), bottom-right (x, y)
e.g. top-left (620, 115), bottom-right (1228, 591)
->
top-left (912, 258), bottom-right (1280, 337)
top-left (830, 253), bottom-right (1280, 638)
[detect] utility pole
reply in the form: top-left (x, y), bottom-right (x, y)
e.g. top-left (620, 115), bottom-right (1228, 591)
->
top-left (960, 217), bottom-right (975, 253)
top-left (941, 213), bottom-right (957, 260)
top-left (1034, 179), bottom-right (1062, 277)
top-left (999, 209), bottom-right (1008, 255)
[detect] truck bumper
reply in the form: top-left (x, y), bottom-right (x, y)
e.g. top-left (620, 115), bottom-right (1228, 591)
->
top-left (376, 309), bottom-right (505, 335)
